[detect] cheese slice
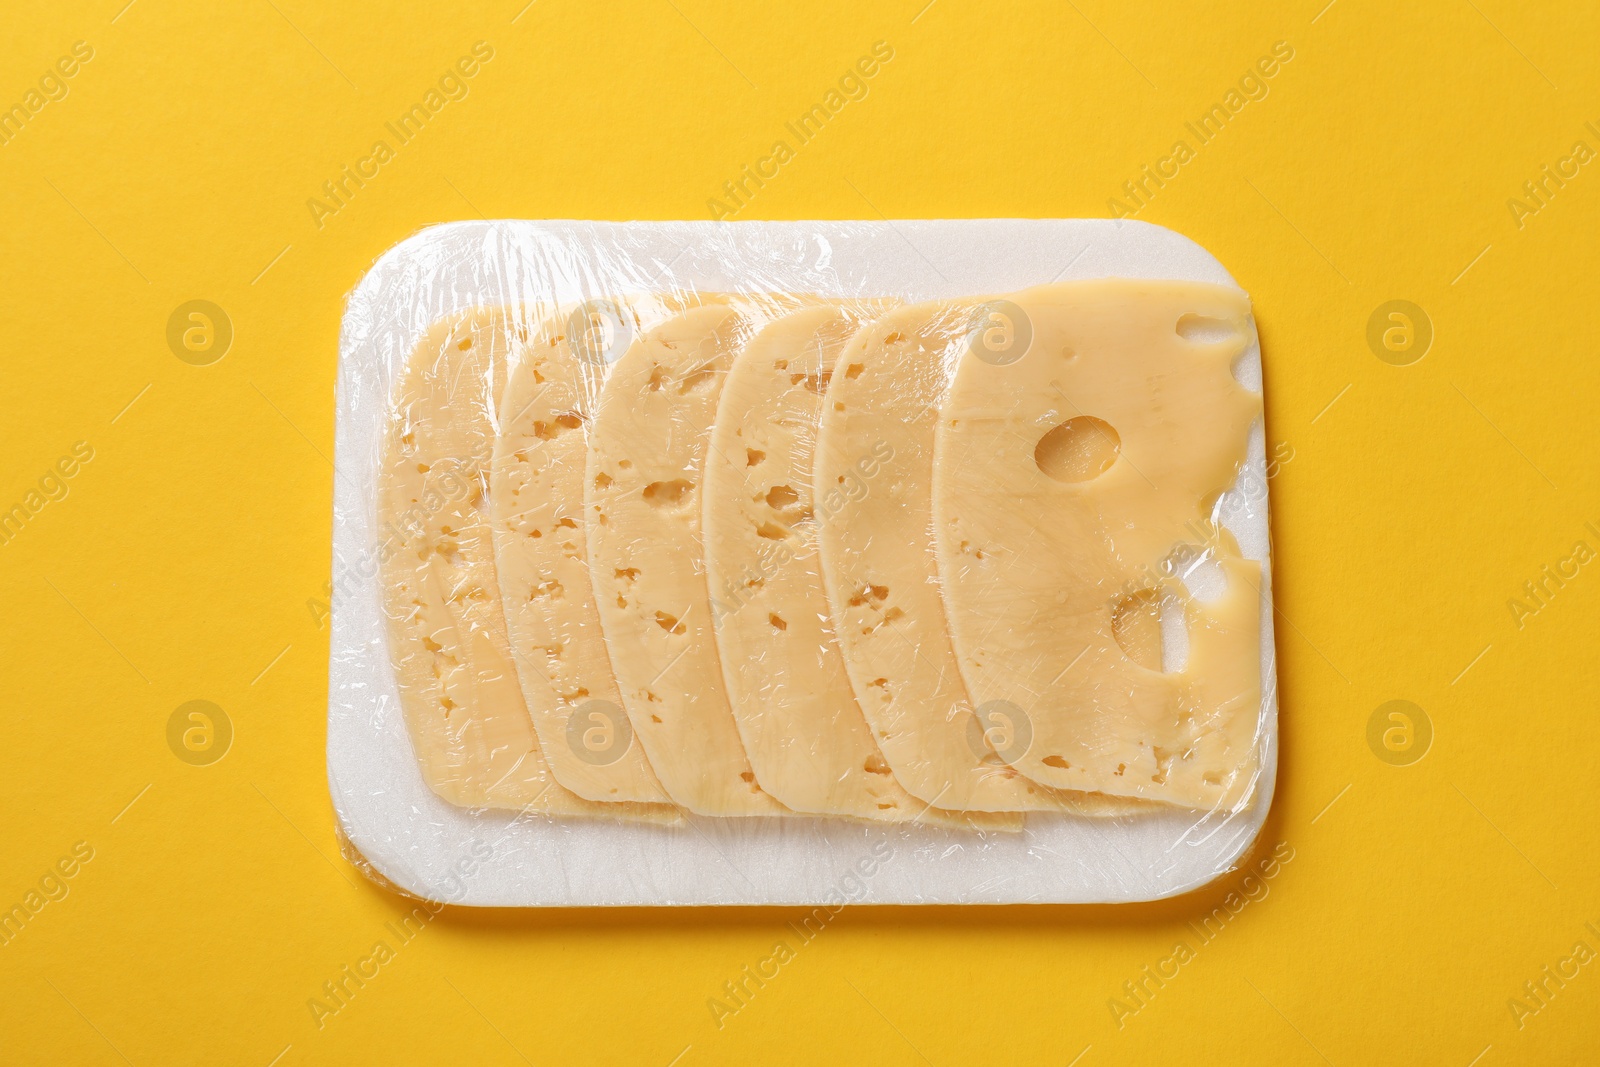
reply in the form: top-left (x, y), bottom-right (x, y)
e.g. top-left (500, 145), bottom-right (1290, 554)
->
top-left (585, 301), bottom-right (792, 816)
top-left (378, 305), bottom-right (674, 821)
top-left (932, 279), bottom-right (1264, 810)
top-left (814, 300), bottom-right (1148, 815)
top-left (490, 300), bottom-right (678, 804)
top-left (704, 303), bottom-right (1020, 829)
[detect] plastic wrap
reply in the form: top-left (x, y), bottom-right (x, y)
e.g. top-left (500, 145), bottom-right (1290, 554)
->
top-left (329, 219), bottom-right (1279, 905)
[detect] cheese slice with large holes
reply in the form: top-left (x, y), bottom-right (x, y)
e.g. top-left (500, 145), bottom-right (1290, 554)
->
top-left (704, 303), bottom-right (1020, 829)
top-left (490, 301), bottom-right (676, 804)
top-left (815, 300), bottom-right (1148, 815)
top-left (932, 279), bottom-right (1263, 811)
top-left (585, 300), bottom-right (792, 816)
top-left (379, 306), bottom-right (674, 821)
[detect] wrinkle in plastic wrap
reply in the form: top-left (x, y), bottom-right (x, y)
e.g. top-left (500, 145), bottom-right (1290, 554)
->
top-left (329, 219), bottom-right (1280, 906)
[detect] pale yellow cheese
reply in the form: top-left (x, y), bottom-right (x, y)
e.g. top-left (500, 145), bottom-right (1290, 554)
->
top-left (489, 301), bottom-right (677, 804)
top-left (932, 279), bottom-right (1264, 810)
top-left (585, 301), bottom-right (791, 816)
top-left (703, 303), bottom-right (1020, 829)
top-left (814, 300), bottom-right (1148, 815)
top-left (377, 305), bottom-right (674, 821)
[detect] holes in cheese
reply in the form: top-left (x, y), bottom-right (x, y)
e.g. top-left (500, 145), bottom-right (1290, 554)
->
top-left (584, 302), bottom-right (790, 816)
top-left (490, 302), bottom-right (678, 804)
top-left (705, 303), bottom-right (1020, 829)
top-left (813, 301), bottom-right (1146, 815)
top-left (641, 479), bottom-right (694, 507)
top-left (381, 281), bottom-right (1267, 829)
top-left (1034, 416), bottom-right (1120, 483)
top-left (1175, 312), bottom-right (1238, 345)
top-left (932, 279), bottom-right (1264, 811)
top-left (378, 306), bottom-right (675, 822)
top-left (1111, 588), bottom-right (1166, 671)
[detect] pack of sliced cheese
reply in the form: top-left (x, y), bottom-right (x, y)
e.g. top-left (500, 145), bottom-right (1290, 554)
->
top-left (329, 220), bottom-right (1279, 905)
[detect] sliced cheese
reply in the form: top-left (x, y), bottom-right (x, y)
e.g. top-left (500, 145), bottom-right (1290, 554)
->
top-left (585, 301), bottom-right (791, 816)
top-left (490, 300), bottom-right (678, 804)
top-left (704, 303), bottom-right (1020, 829)
top-left (932, 280), bottom-right (1264, 810)
top-left (815, 300), bottom-right (1148, 815)
top-left (378, 305), bottom-right (673, 821)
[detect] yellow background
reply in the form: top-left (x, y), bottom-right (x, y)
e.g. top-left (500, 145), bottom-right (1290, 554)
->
top-left (2, 0), bottom-right (1597, 1063)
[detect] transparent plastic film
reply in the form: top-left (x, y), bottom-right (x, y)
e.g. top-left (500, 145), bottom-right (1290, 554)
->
top-left (931, 279), bottom-right (1265, 813)
top-left (378, 305), bottom-right (680, 821)
top-left (698, 299), bottom-right (1014, 830)
top-left (332, 220), bottom-right (1280, 905)
top-left (814, 299), bottom-right (1153, 817)
top-left (582, 292), bottom-right (827, 817)
top-left (488, 296), bottom-right (684, 806)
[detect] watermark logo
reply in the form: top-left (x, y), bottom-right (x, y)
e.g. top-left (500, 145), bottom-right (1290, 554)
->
top-left (1506, 126), bottom-right (1598, 231)
top-left (307, 41), bottom-right (495, 231)
top-left (1108, 40), bottom-right (1295, 218)
top-left (1108, 839), bottom-right (1295, 1029)
top-left (965, 699), bottom-right (1032, 763)
top-left (307, 839), bottom-right (495, 1029)
top-left (1366, 300), bottom-right (1431, 367)
top-left (167, 700), bottom-right (232, 766)
top-left (0, 841), bottom-right (94, 948)
top-left (966, 299), bottom-right (1031, 366)
top-left (712, 440), bottom-right (893, 625)
top-left (706, 839), bottom-right (894, 1030)
top-left (0, 41), bottom-right (95, 149)
top-left (1507, 529), bottom-right (1596, 630)
top-left (307, 448), bottom-right (487, 629)
top-left (565, 699), bottom-right (632, 766)
top-left (167, 300), bottom-right (232, 366)
top-left (566, 299), bottom-right (633, 366)
top-left (1366, 699), bottom-right (1431, 766)
top-left (1507, 922), bottom-right (1599, 1031)
top-left (707, 41), bottom-right (895, 220)
top-left (0, 440), bottom-right (94, 550)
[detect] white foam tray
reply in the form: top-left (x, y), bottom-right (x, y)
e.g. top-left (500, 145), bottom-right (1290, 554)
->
top-left (328, 219), bottom-right (1279, 906)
